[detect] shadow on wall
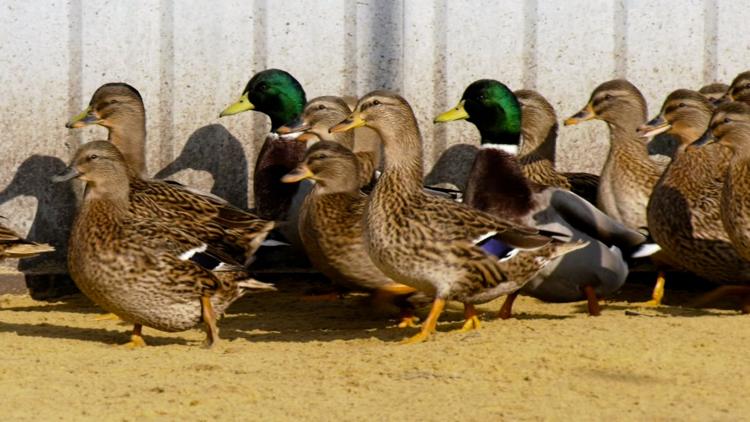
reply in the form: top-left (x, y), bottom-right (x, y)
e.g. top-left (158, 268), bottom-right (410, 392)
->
top-left (424, 144), bottom-right (478, 191)
top-left (0, 155), bottom-right (78, 299)
top-left (154, 124), bottom-right (249, 209)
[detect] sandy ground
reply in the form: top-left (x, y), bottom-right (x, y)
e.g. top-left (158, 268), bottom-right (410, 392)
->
top-left (0, 278), bottom-right (748, 421)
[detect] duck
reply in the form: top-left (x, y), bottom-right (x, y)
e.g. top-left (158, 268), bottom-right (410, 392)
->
top-left (437, 85), bottom-right (647, 316)
top-left (281, 141), bottom-right (427, 325)
top-left (698, 83), bottom-right (729, 105)
top-left (723, 71), bottom-right (750, 104)
top-left (637, 90), bottom-right (750, 300)
top-left (66, 83), bottom-right (148, 178)
top-left (434, 80), bottom-right (599, 204)
top-left (564, 79), bottom-right (665, 231)
top-left (277, 96), bottom-right (378, 188)
top-left (0, 221), bottom-right (54, 260)
top-left (330, 91), bottom-right (587, 343)
top-left (66, 83), bottom-right (273, 265)
top-left (691, 101), bottom-right (750, 312)
top-left (219, 69), bottom-right (308, 222)
top-left (53, 141), bottom-right (275, 347)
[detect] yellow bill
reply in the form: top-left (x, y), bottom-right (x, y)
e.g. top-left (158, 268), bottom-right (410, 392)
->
top-left (329, 112), bottom-right (366, 133)
top-left (219, 92), bottom-right (255, 117)
top-left (434, 100), bottom-right (469, 123)
top-left (65, 106), bottom-right (99, 128)
top-left (564, 103), bottom-right (596, 126)
top-left (281, 165), bottom-right (314, 183)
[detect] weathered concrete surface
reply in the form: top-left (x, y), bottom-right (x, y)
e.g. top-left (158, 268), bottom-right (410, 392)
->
top-left (1, 0), bottom-right (748, 275)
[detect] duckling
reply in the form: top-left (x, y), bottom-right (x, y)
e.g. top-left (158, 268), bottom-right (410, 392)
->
top-left (698, 83), bottom-right (729, 105)
top-left (66, 83), bottom-right (148, 177)
top-left (281, 141), bottom-right (425, 325)
top-left (637, 90), bottom-right (750, 296)
top-left (277, 96), bottom-right (378, 187)
top-left (219, 69), bottom-right (308, 222)
top-left (0, 222), bottom-right (54, 260)
top-left (434, 80), bottom-right (599, 203)
top-left (564, 79), bottom-right (665, 231)
top-left (54, 141), bottom-right (275, 347)
top-left (331, 91), bottom-right (587, 343)
top-left (724, 71), bottom-right (750, 104)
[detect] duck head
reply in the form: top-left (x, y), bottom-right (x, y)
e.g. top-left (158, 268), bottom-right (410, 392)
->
top-left (698, 82), bottom-right (729, 106)
top-left (638, 89), bottom-right (713, 146)
top-left (277, 96), bottom-right (354, 148)
top-left (330, 91), bottom-right (417, 140)
top-left (434, 79), bottom-right (522, 145)
top-left (281, 141), bottom-right (360, 194)
top-left (66, 83), bottom-right (144, 130)
top-left (220, 68), bottom-right (306, 131)
top-left (564, 79), bottom-right (647, 132)
top-left (722, 71), bottom-right (750, 106)
top-left (53, 141), bottom-right (131, 200)
top-left (692, 102), bottom-right (750, 155)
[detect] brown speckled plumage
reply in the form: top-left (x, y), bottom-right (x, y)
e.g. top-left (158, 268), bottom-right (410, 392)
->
top-left (515, 89), bottom-right (599, 203)
top-left (566, 79), bottom-right (665, 230)
top-left (706, 102), bottom-right (750, 269)
top-left (0, 222), bottom-right (54, 259)
top-left (338, 92), bottom-right (584, 305)
top-left (644, 91), bottom-right (750, 282)
top-left (61, 142), bottom-right (273, 345)
top-left (726, 71), bottom-right (750, 104)
top-left (698, 82), bottom-right (729, 105)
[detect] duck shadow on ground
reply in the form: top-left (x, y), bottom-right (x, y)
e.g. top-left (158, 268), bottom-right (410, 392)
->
top-left (154, 124), bottom-right (249, 210)
top-left (0, 320), bottom-right (189, 346)
top-left (0, 155), bottom-right (78, 299)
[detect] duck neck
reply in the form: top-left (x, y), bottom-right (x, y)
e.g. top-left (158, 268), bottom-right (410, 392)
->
top-left (107, 120), bottom-right (147, 177)
top-left (375, 116), bottom-right (425, 192)
top-left (479, 125), bottom-right (522, 148)
top-left (519, 123), bottom-right (557, 163)
top-left (268, 92), bottom-right (306, 132)
top-left (81, 177), bottom-right (132, 220)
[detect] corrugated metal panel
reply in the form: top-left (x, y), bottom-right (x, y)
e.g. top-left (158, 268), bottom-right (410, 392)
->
top-left (1, 0), bottom-right (748, 269)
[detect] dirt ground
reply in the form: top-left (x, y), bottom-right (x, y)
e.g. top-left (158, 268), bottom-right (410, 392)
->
top-left (0, 277), bottom-right (747, 421)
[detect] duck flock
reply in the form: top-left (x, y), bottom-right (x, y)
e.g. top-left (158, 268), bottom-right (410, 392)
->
top-left (4, 68), bottom-right (750, 347)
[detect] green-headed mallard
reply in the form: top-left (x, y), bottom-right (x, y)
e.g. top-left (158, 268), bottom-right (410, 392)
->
top-left (66, 83), bottom-right (148, 177)
top-left (277, 96), bottom-right (378, 188)
top-left (637, 90), bottom-right (750, 298)
top-left (564, 79), bottom-right (665, 231)
top-left (281, 141), bottom-right (425, 326)
top-left (330, 91), bottom-right (586, 343)
top-left (0, 221), bottom-right (54, 260)
top-left (66, 84), bottom-right (273, 265)
top-left (698, 83), bottom-right (729, 106)
top-left (434, 80), bottom-right (599, 204)
top-left (219, 69), bottom-right (308, 222)
top-left (54, 141), bottom-right (275, 347)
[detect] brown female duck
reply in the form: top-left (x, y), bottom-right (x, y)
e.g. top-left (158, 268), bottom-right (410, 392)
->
top-left (698, 83), bottom-right (729, 106)
top-left (0, 222), bottom-right (54, 259)
top-left (331, 91), bottom-right (585, 343)
top-left (54, 141), bottom-right (274, 347)
top-left (723, 71), bottom-right (750, 104)
top-left (66, 84), bottom-right (273, 265)
top-left (66, 83), bottom-right (148, 177)
top-left (565, 79), bottom-right (665, 231)
top-left (282, 141), bottom-right (424, 325)
top-left (638, 90), bottom-right (750, 299)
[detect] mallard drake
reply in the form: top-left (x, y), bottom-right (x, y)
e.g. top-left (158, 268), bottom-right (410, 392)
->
top-left (564, 79), bottom-right (665, 231)
top-left (281, 141), bottom-right (426, 325)
top-left (54, 141), bottom-right (275, 347)
top-left (66, 84), bottom-right (273, 265)
top-left (330, 91), bottom-right (586, 343)
top-left (699, 83), bottom-right (729, 105)
top-left (66, 83), bottom-right (148, 177)
top-left (434, 80), bottom-right (599, 203)
top-left (219, 69), bottom-right (308, 222)
top-left (0, 221), bottom-right (54, 260)
top-left (723, 71), bottom-right (750, 104)
top-left (277, 96), bottom-right (378, 188)
top-left (637, 90), bottom-right (750, 300)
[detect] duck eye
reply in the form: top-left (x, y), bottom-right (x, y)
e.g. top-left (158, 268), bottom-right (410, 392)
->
top-left (372, 99), bottom-right (381, 106)
top-left (88, 154), bottom-right (99, 161)
top-left (744, 83), bottom-right (750, 89)
top-left (724, 117), bottom-right (732, 124)
top-left (604, 94), bottom-right (613, 100)
top-left (109, 99), bottom-right (119, 104)
top-left (317, 104), bottom-right (326, 110)
top-left (257, 83), bottom-right (268, 91)
top-left (678, 102), bottom-right (686, 108)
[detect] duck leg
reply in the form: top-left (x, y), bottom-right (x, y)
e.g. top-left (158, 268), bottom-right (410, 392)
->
top-left (122, 324), bottom-right (147, 349)
top-left (633, 272), bottom-right (666, 307)
top-left (582, 285), bottom-right (601, 316)
top-left (460, 303), bottom-right (481, 331)
top-left (498, 291), bottom-right (519, 320)
top-left (200, 296), bottom-right (219, 348)
top-left (402, 298), bottom-right (445, 344)
top-left (397, 306), bottom-right (420, 328)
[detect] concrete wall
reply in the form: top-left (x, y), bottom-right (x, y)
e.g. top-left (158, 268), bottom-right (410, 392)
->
top-left (1, 0), bottom-right (748, 271)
